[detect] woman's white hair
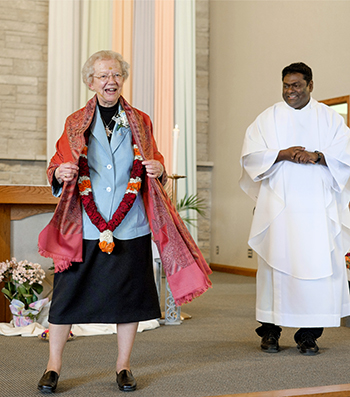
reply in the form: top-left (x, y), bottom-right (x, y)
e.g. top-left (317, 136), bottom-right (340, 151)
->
top-left (82, 50), bottom-right (130, 89)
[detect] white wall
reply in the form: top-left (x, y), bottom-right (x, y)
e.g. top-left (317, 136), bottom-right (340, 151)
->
top-left (209, 0), bottom-right (350, 269)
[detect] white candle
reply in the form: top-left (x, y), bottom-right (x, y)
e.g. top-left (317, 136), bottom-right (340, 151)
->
top-left (172, 124), bottom-right (180, 175)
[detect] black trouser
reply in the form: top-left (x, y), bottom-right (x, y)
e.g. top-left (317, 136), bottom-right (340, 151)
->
top-left (256, 322), bottom-right (323, 343)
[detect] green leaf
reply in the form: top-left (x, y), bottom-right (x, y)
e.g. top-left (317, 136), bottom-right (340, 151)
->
top-left (176, 194), bottom-right (206, 228)
top-left (17, 284), bottom-right (27, 296)
top-left (1, 288), bottom-right (13, 301)
top-left (32, 283), bottom-right (43, 295)
top-left (7, 282), bottom-right (16, 294)
top-left (177, 194), bottom-right (206, 217)
top-left (178, 217), bottom-right (201, 227)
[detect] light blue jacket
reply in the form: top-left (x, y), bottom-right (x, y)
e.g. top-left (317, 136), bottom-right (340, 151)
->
top-left (53, 105), bottom-right (150, 240)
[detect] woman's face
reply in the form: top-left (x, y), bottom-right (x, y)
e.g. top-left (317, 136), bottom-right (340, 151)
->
top-left (89, 59), bottom-right (125, 107)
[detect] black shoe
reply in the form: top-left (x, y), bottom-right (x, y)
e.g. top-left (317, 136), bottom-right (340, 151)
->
top-left (261, 331), bottom-right (280, 353)
top-left (38, 370), bottom-right (59, 393)
top-left (296, 332), bottom-right (319, 355)
top-left (117, 369), bottom-right (137, 392)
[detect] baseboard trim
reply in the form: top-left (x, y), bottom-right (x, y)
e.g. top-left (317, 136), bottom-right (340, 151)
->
top-left (208, 383), bottom-right (350, 396)
top-left (210, 263), bottom-right (257, 277)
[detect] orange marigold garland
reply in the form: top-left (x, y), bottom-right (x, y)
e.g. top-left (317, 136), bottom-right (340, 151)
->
top-left (78, 137), bottom-right (144, 254)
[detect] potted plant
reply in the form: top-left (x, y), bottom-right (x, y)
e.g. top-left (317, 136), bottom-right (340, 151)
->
top-left (0, 258), bottom-right (48, 327)
top-left (176, 193), bottom-right (206, 227)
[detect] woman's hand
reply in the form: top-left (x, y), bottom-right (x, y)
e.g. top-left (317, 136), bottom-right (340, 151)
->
top-left (142, 160), bottom-right (164, 179)
top-left (55, 162), bottom-right (79, 184)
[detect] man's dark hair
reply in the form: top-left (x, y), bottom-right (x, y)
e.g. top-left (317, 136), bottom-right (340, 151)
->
top-left (282, 62), bottom-right (313, 85)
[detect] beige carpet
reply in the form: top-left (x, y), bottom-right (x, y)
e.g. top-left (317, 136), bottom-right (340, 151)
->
top-left (1, 271), bottom-right (350, 397)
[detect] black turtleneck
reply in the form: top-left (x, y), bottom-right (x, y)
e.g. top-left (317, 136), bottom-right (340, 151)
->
top-left (98, 100), bottom-right (119, 139)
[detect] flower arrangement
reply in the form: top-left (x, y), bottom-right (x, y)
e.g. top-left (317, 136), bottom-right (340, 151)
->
top-left (39, 329), bottom-right (75, 341)
top-left (0, 258), bottom-right (47, 326)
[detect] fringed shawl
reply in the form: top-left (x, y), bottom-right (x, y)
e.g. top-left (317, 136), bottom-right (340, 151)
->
top-left (38, 95), bottom-right (212, 306)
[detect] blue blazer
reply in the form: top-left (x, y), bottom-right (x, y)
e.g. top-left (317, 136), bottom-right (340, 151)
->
top-left (82, 105), bottom-right (150, 240)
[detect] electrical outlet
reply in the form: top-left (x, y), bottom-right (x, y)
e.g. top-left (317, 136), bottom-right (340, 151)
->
top-left (248, 248), bottom-right (253, 258)
top-left (216, 245), bottom-right (219, 255)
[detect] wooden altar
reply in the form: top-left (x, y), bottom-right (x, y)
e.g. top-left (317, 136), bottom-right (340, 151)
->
top-left (0, 185), bottom-right (59, 322)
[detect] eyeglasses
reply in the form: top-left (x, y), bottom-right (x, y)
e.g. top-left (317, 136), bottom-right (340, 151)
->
top-left (93, 72), bottom-right (123, 82)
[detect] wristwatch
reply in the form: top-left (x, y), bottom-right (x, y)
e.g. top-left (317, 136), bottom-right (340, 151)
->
top-left (314, 151), bottom-right (322, 164)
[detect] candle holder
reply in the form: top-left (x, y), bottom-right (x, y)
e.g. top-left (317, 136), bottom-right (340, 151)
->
top-left (168, 174), bottom-right (186, 207)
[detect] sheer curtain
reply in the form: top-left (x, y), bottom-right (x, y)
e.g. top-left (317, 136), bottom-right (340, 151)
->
top-left (174, 0), bottom-right (197, 240)
top-left (112, 0), bottom-right (134, 103)
top-left (132, 0), bottom-right (155, 121)
top-left (79, 0), bottom-right (113, 107)
top-left (153, 0), bottom-right (174, 173)
top-left (47, 0), bottom-right (82, 163)
top-left (47, 0), bottom-right (113, 162)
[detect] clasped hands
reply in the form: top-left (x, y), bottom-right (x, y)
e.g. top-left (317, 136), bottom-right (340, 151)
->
top-left (280, 146), bottom-right (319, 164)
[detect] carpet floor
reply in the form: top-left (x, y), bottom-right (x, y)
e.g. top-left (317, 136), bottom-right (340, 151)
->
top-left (1, 271), bottom-right (350, 397)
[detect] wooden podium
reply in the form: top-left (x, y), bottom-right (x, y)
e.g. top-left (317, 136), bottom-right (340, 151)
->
top-left (0, 185), bottom-right (59, 322)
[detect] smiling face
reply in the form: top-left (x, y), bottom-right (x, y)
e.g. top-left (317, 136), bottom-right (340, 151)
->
top-left (282, 72), bottom-right (313, 110)
top-left (89, 59), bottom-right (125, 107)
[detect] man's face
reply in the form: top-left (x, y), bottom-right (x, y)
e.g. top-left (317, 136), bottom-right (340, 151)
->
top-left (282, 73), bottom-right (313, 109)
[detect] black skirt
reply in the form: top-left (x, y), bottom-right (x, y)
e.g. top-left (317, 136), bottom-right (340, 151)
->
top-left (49, 234), bottom-right (161, 324)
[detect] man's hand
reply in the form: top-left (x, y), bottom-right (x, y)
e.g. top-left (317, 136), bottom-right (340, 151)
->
top-left (276, 146), bottom-right (324, 165)
top-left (275, 146), bottom-right (305, 163)
top-left (294, 150), bottom-right (320, 164)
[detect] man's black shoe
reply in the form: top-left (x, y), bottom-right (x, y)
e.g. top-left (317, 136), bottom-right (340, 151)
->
top-left (261, 331), bottom-right (280, 353)
top-left (296, 332), bottom-right (319, 355)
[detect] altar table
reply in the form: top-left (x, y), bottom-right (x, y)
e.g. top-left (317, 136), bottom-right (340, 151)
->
top-left (0, 185), bottom-right (59, 322)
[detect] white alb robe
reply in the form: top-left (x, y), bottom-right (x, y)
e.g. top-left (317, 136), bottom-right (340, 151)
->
top-left (240, 98), bottom-right (350, 327)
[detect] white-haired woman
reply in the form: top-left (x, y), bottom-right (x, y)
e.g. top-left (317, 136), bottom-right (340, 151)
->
top-left (37, 50), bottom-right (165, 393)
top-left (38, 50), bottom-right (212, 394)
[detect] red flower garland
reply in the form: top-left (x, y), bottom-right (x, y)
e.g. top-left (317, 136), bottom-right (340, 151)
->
top-left (78, 137), bottom-right (144, 254)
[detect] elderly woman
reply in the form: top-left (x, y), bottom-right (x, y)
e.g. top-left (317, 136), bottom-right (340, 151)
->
top-left (38, 50), bottom-right (211, 393)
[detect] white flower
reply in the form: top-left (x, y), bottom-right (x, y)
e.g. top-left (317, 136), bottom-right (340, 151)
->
top-left (1, 258), bottom-right (45, 285)
top-left (100, 229), bottom-right (114, 245)
top-left (113, 110), bottom-right (129, 130)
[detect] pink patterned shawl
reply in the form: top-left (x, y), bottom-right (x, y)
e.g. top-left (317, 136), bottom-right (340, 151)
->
top-left (38, 95), bottom-right (212, 306)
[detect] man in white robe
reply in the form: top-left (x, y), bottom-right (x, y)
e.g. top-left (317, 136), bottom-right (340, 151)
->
top-left (240, 62), bottom-right (350, 355)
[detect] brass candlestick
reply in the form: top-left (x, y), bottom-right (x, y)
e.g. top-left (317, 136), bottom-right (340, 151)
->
top-left (168, 174), bottom-right (186, 207)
